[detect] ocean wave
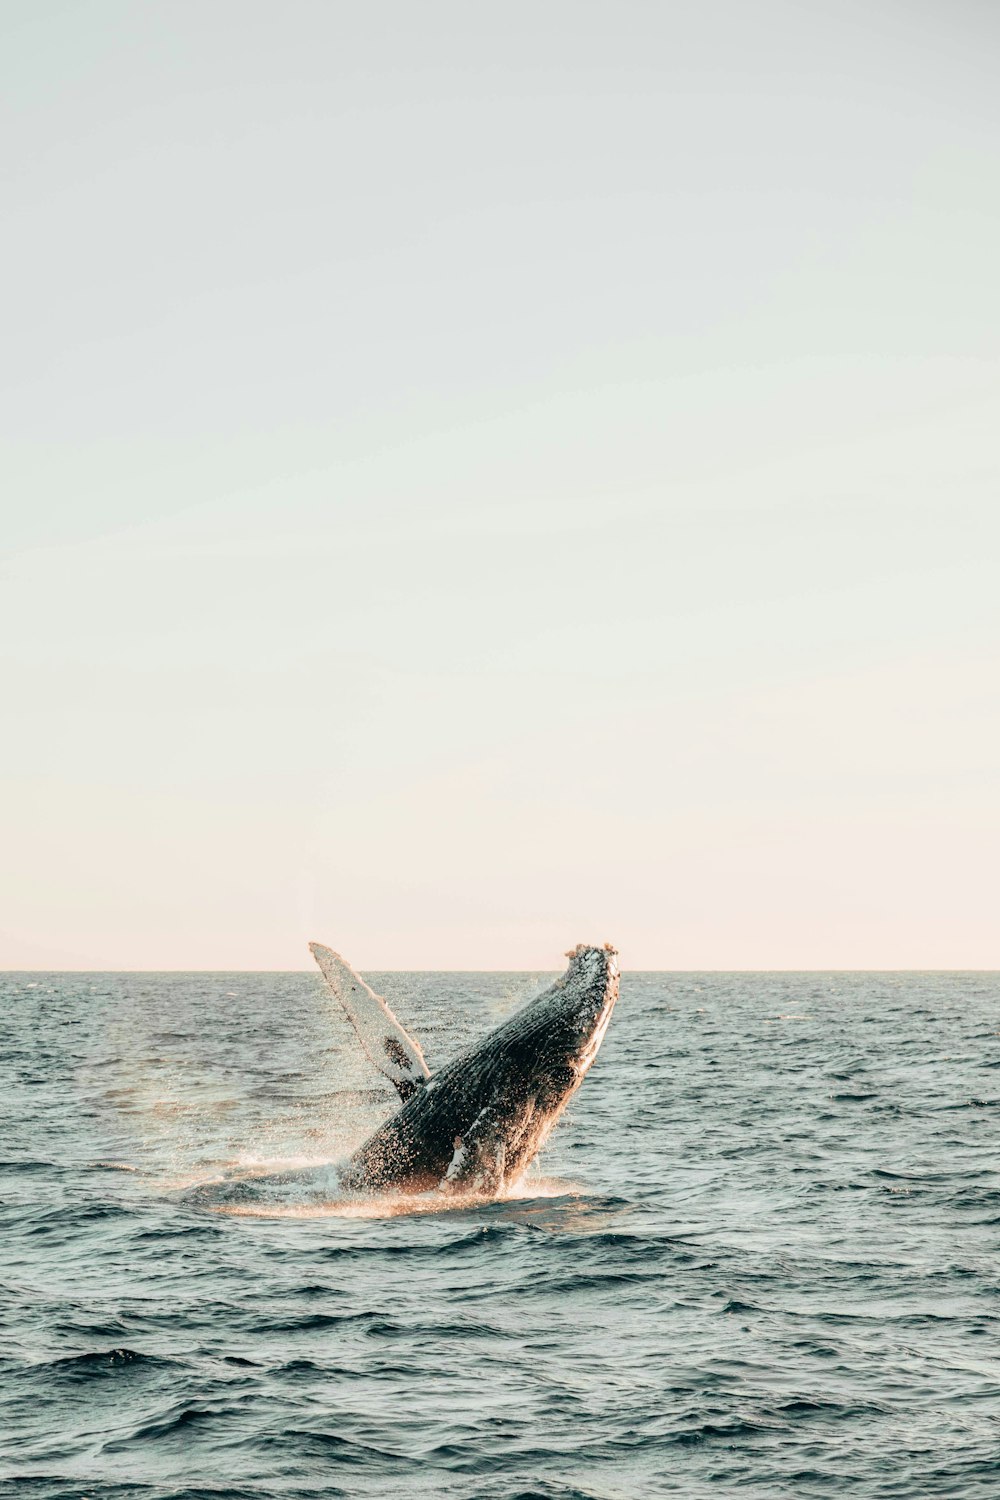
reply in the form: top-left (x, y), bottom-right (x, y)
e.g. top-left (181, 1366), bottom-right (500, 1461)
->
top-left (4, 969), bottom-right (1000, 1500)
top-left (30, 1348), bottom-right (181, 1381)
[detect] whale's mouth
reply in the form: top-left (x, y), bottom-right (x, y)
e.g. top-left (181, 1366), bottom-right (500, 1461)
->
top-left (574, 996), bottom-right (616, 1074)
top-left (567, 948), bottom-right (619, 1074)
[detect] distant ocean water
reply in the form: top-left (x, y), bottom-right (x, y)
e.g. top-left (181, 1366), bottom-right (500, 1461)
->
top-left (2, 969), bottom-right (999, 1499)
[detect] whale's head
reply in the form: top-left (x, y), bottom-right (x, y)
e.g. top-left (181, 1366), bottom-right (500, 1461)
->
top-left (494, 942), bottom-right (620, 1120)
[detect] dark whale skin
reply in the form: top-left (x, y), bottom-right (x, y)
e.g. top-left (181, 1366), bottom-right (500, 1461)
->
top-left (339, 944), bottom-right (619, 1196)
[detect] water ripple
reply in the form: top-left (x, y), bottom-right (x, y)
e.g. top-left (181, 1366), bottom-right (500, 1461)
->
top-left (2, 970), bottom-right (1000, 1498)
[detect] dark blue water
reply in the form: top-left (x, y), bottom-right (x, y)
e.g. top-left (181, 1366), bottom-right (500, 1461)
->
top-left (2, 971), bottom-right (999, 1498)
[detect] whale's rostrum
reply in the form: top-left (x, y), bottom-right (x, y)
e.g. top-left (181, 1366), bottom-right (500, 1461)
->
top-left (310, 942), bottom-right (619, 1196)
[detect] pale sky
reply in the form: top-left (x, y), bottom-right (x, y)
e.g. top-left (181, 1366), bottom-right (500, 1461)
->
top-left (2, 1), bottom-right (998, 969)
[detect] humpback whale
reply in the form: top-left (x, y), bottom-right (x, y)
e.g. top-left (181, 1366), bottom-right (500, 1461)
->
top-left (310, 941), bottom-right (619, 1196)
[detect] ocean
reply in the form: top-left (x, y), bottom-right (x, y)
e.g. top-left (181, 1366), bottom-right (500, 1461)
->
top-left (2, 969), bottom-right (999, 1499)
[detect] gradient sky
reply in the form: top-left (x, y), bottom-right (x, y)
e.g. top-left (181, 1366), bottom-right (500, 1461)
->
top-left (2, 1), bottom-right (998, 969)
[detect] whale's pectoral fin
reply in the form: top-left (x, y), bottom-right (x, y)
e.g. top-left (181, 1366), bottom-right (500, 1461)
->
top-left (309, 942), bottom-right (431, 1102)
top-left (443, 1119), bottom-right (505, 1195)
top-left (441, 1097), bottom-right (524, 1196)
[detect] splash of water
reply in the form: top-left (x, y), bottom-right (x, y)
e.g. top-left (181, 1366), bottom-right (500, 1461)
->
top-left (208, 1170), bottom-right (587, 1220)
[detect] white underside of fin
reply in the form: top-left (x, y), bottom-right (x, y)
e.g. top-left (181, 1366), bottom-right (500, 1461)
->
top-left (443, 1136), bottom-right (469, 1183)
top-left (309, 942), bottom-right (431, 1100)
top-left (441, 1106), bottom-right (507, 1193)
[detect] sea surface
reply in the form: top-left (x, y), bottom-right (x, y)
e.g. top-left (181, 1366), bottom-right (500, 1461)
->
top-left (2, 970), bottom-right (999, 1499)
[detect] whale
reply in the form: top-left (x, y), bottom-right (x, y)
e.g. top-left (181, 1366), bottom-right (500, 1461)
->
top-left (309, 941), bottom-right (619, 1196)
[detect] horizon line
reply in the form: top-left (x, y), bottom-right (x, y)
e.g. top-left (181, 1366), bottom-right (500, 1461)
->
top-left (2, 966), bottom-right (998, 976)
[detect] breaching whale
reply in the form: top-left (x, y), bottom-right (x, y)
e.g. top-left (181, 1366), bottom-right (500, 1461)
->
top-left (310, 941), bottom-right (619, 1196)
